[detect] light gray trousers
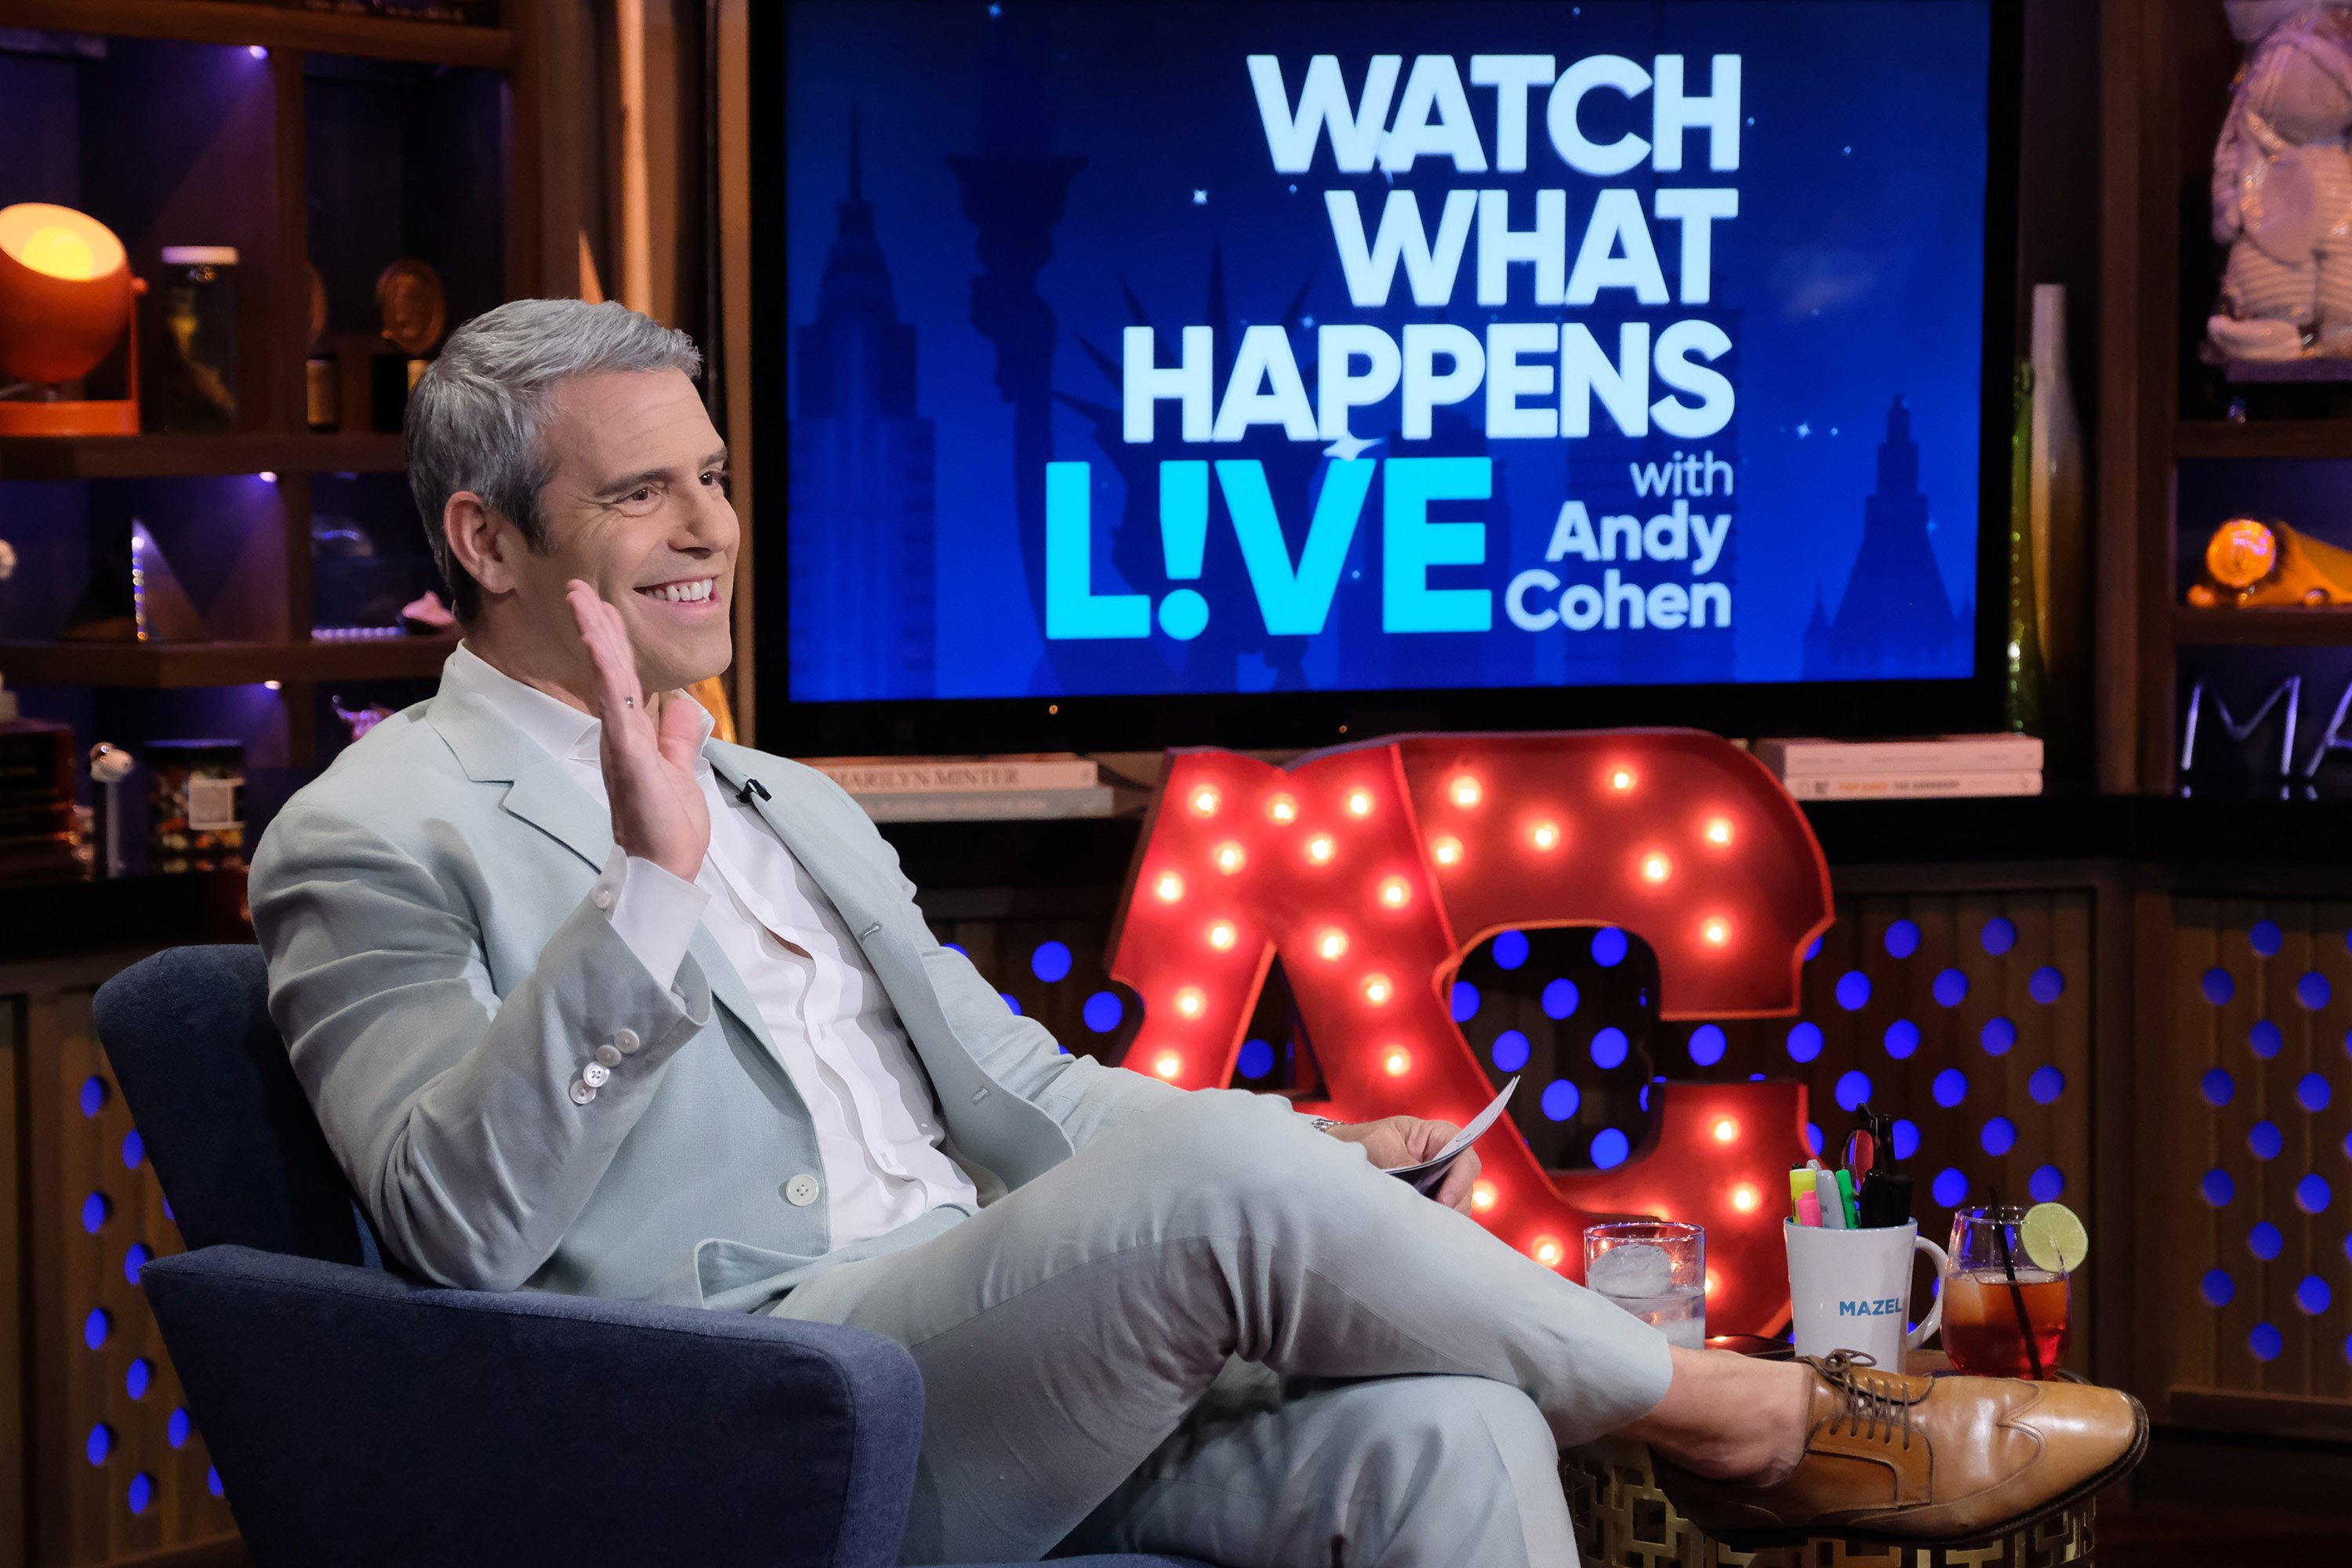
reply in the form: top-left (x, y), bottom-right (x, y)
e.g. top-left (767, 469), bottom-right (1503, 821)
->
top-left (773, 1088), bottom-right (1675, 1566)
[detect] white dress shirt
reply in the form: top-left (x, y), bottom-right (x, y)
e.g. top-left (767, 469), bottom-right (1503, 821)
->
top-left (445, 644), bottom-right (978, 1245)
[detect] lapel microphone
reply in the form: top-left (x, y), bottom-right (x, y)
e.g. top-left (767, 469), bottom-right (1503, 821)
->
top-left (735, 776), bottom-right (771, 805)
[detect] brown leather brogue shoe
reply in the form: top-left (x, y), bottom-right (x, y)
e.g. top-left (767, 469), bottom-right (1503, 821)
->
top-left (1653, 1350), bottom-right (2149, 1548)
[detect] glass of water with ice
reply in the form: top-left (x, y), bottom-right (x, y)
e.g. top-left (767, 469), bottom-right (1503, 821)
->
top-left (1583, 1221), bottom-right (1706, 1348)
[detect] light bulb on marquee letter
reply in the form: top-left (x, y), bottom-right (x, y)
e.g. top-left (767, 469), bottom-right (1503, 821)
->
top-left (1642, 853), bottom-right (1671, 884)
top-left (1316, 928), bottom-right (1348, 961)
top-left (1531, 1236), bottom-right (1565, 1269)
top-left (1105, 731), bottom-right (1834, 1336)
top-left (1155, 872), bottom-right (1185, 903)
top-left (1190, 786), bottom-right (1220, 817)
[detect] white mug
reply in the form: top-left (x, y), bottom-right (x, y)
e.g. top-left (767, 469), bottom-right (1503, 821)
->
top-left (1784, 1219), bottom-right (1948, 1367)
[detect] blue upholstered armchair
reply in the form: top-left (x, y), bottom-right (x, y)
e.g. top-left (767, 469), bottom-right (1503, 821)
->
top-left (95, 945), bottom-right (1208, 1568)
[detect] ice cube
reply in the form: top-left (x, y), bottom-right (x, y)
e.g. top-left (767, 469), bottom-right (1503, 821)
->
top-left (1586, 1240), bottom-right (1675, 1298)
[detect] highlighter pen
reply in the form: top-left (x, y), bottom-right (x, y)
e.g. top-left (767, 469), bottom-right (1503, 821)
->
top-left (1814, 1167), bottom-right (1847, 1229)
top-left (1835, 1167), bottom-right (1860, 1228)
top-left (1789, 1170), bottom-right (1820, 1226)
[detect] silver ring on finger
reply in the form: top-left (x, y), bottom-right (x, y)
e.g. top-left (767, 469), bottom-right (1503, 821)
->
top-left (623, 696), bottom-right (635, 708)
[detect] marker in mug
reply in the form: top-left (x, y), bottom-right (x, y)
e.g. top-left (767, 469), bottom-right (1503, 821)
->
top-left (1814, 1167), bottom-right (1848, 1229)
top-left (1789, 1169), bottom-right (1821, 1226)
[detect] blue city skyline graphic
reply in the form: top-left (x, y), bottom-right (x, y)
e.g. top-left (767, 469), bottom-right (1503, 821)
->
top-left (783, 1), bottom-right (1991, 702)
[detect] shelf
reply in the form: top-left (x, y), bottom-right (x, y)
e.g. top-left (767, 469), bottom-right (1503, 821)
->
top-left (0, 0), bottom-right (515, 69)
top-left (0, 634), bottom-right (456, 688)
top-left (2172, 607), bottom-right (2352, 647)
top-left (2175, 420), bottom-right (2352, 460)
top-left (0, 431), bottom-right (405, 481)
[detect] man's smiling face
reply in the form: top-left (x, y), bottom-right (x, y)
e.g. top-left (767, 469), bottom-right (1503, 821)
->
top-left (505, 367), bottom-right (738, 695)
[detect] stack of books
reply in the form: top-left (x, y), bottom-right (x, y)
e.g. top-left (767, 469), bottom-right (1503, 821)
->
top-left (0, 686), bottom-right (80, 886)
top-left (1756, 735), bottom-right (2044, 800)
top-left (804, 754), bottom-right (1126, 822)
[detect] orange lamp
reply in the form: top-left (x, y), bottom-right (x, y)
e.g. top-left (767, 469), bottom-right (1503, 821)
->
top-left (0, 202), bottom-right (143, 435)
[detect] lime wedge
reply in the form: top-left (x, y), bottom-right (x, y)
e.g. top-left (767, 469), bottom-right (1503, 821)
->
top-left (2021, 1202), bottom-right (2088, 1274)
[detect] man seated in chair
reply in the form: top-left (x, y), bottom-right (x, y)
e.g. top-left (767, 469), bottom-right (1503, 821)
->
top-left (252, 299), bottom-right (2143, 1567)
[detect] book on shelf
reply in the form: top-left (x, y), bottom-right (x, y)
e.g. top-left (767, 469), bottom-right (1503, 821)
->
top-left (1780, 771), bottom-right (2044, 801)
top-left (852, 786), bottom-right (1120, 822)
top-left (1755, 734), bottom-right (2044, 778)
top-left (804, 754), bottom-right (1102, 795)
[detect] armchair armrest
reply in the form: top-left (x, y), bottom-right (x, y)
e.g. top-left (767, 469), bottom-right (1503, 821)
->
top-left (140, 1246), bottom-right (921, 1568)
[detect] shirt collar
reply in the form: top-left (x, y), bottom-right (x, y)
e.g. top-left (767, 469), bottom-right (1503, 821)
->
top-left (445, 641), bottom-right (715, 772)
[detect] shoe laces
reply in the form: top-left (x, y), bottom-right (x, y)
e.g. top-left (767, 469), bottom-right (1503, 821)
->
top-left (1806, 1349), bottom-right (1921, 1451)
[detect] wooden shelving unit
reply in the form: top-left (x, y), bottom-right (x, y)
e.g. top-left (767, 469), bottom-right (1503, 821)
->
top-left (2172, 608), bottom-right (2352, 646)
top-left (0, 0), bottom-right (515, 67)
top-left (0, 634), bottom-right (457, 688)
top-left (0, 431), bottom-right (405, 481)
top-left (2174, 419), bottom-right (2352, 461)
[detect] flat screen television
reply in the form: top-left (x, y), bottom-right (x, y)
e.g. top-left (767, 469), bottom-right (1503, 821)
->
top-left (753, 0), bottom-right (2020, 753)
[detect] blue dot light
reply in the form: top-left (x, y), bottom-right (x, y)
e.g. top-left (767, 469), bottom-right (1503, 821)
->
top-left (1835, 971), bottom-right (1871, 1011)
top-left (998, 993), bottom-right (1022, 1015)
top-left (2300, 972), bottom-right (2333, 1011)
top-left (2030, 1164), bottom-right (2066, 1202)
top-left (1454, 980), bottom-right (1482, 1022)
top-left (122, 1243), bottom-right (150, 1286)
top-left (1933, 1167), bottom-right (1969, 1208)
top-left (2250, 1021), bottom-right (2283, 1059)
top-left (2299, 1276), bottom-right (2334, 1316)
top-left (1981, 917), bottom-right (2016, 955)
top-left (1806, 935), bottom-right (1824, 960)
top-left (2297, 1173), bottom-right (2332, 1214)
top-left (1541, 978), bottom-right (1578, 1019)
top-left (1981, 1116), bottom-right (2017, 1156)
top-left (1785, 1022), bottom-right (1823, 1062)
top-left (128, 1472), bottom-right (154, 1515)
top-left (1884, 920), bottom-right (1921, 959)
top-left (79, 1076), bottom-right (107, 1117)
top-left (2202, 1168), bottom-right (2236, 1206)
top-left (1981, 1017), bottom-right (2017, 1055)
top-left (1933, 1069), bottom-right (1969, 1108)
top-left (1591, 927), bottom-right (1628, 967)
top-left (120, 1131), bottom-right (143, 1169)
top-left (1491, 1029), bottom-right (1531, 1073)
top-left (1933, 968), bottom-right (1969, 1007)
top-left (2299, 1073), bottom-right (2332, 1113)
top-left (2251, 920), bottom-right (2283, 956)
top-left (2251, 1323), bottom-right (2285, 1363)
top-left (2250, 1221), bottom-right (2284, 1261)
top-left (2203, 967), bottom-right (2236, 1005)
top-left (86, 1424), bottom-right (113, 1466)
top-left (126, 1359), bottom-right (152, 1401)
top-left (2250, 1121), bottom-right (2284, 1161)
top-left (1083, 991), bottom-right (1123, 1034)
top-left (1806, 1121), bottom-right (1825, 1156)
top-left (1892, 1118), bottom-right (1920, 1160)
top-left (1883, 1019), bottom-right (1920, 1059)
top-left (1589, 1027), bottom-right (1628, 1069)
top-left (168, 1409), bottom-right (191, 1449)
top-left (81, 1192), bottom-right (110, 1234)
top-left (1686, 1024), bottom-right (1726, 1066)
top-left (2030, 1066), bottom-right (2067, 1105)
top-left (2201, 1069), bottom-right (2235, 1106)
top-left (2029, 966), bottom-right (2065, 1004)
top-left (207, 1467), bottom-right (223, 1499)
top-left (1541, 1080), bottom-right (1581, 1122)
top-left (1236, 1039), bottom-right (1276, 1078)
top-left (1491, 930), bottom-right (1530, 970)
top-left (1589, 1127), bottom-right (1630, 1168)
top-left (942, 942), bottom-right (966, 956)
top-left (83, 1309), bottom-right (110, 1352)
top-left (1835, 1070), bottom-right (1874, 1112)
top-left (1029, 941), bottom-right (1072, 983)
top-left (2202, 1269), bottom-right (2237, 1306)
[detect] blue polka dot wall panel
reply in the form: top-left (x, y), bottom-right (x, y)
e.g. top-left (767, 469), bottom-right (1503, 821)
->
top-left (1697, 892), bottom-right (2095, 1367)
top-left (9, 962), bottom-right (237, 1564)
top-left (2164, 899), bottom-right (2352, 1410)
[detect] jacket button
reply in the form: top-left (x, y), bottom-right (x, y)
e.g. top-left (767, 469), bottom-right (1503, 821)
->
top-left (593, 888), bottom-right (616, 911)
top-left (568, 1080), bottom-right (597, 1106)
top-left (614, 1028), bottom-right (641, 1054)
top-left (596, 1044), bottom-right (623, 1067)
top-left (783, 1174), bottom-right (821, 1207)
top-left (582, 1062), bottom-right (612, 1089)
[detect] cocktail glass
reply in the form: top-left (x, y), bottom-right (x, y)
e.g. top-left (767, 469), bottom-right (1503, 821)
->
top-left (1584, 1220), bottom-right (1706, 1348)
top-left (1943, 1205), bottom-right (2071, 1378)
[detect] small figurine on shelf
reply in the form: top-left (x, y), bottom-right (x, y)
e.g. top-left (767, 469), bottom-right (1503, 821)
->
top-left (400, 588), bottom-right (456, 635)
top-left (2209, 1), bottom-right (2352, 361)
top-left (2186, 514), bottom-right (2352, 605)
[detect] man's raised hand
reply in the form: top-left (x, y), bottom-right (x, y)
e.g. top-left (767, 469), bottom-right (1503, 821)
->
top-left (566, 579), bottom-right (710, 884)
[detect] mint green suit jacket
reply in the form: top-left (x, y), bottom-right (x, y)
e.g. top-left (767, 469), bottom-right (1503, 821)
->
top-left (249, 673), bottom-right (1181, 1309)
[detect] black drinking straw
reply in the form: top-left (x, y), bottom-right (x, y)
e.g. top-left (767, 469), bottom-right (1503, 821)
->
top-left (1987, 1189), bottom-right (2044, 1379)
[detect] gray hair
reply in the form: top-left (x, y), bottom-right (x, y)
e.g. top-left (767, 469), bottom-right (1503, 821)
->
top-left (406, 298), bottom-right (703, 619)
